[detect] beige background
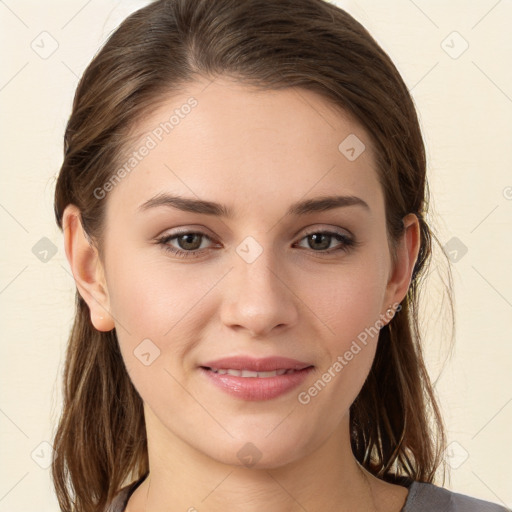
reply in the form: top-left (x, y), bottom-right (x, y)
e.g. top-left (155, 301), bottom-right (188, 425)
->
top-left (0, 1), bottom-right (511, 510)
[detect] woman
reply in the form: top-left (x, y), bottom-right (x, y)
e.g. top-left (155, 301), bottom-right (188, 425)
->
top-left (51, 0), bottom-right (509, 511)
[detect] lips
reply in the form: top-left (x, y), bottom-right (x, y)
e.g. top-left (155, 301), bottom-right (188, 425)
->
top-left (200, 356), bottom-right (312, 373)
top-left (208, 368), bottom-right (295, 377)
top-left (199, 356), bottom-right (314, 401)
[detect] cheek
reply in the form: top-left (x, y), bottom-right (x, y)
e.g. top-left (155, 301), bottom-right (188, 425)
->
top-left (301, 257), bottom-right (387, 345)
top-left (106, 249), bottom-right (216, 338)
top-left (105, 252), bottom-right (225, 391)
top-left (106, 257), bottom-right (207, 402)
top-left (296, 257), bottom-right (387, 406)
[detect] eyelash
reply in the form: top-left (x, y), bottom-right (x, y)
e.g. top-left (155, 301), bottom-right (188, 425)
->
top-left (155, 228), bottom-right (360, 260)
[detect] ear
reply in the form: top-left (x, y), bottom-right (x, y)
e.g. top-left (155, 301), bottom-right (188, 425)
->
top-left (62, 204), bottom-right (115, 332)
top-left (381, 213), bottom-right (421, 322)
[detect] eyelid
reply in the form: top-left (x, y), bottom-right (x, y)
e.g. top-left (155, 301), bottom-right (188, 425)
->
top-left (299, 224), bottom-right (352, 239)
top-left (155, 225), bottom-right (218, 244)
top-left (155, 224), bottom-right (358, 260)
top-left (156, 224), bottom-right (351, 245)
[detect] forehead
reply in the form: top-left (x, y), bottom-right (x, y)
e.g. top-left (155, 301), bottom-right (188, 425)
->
top-left (105, 77), bottom-right (382, 220)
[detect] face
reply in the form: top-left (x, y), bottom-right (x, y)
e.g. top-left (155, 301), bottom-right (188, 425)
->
top-left (93, 77), bottom-right (406, 469)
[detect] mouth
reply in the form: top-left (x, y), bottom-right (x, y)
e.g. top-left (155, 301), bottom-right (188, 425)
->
top-left (204, 367), bottom-right (302, 377)
top-left (200, 355), bottom-right (312, 372)
top-left (198, 356), bottom-right (314, 401)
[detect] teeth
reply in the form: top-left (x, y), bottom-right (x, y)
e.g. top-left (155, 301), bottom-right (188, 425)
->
top-left (209, 368), bottom-right (296, 377)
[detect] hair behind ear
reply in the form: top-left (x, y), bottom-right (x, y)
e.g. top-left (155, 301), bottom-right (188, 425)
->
top-left (350, 298), bottom-right (448, 484)
top-left (51, 294), bottom-right (148, 512)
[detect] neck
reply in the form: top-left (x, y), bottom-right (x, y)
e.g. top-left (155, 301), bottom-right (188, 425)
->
top-left (128, 410), bottom-right (386, 512)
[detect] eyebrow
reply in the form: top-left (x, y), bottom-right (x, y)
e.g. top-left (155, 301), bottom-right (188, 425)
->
top-left (137, 193), bottom-right (370, 217)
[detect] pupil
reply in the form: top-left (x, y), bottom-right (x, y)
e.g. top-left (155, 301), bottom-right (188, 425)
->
top-left (310, 234), bottom-right (330, 250)
top-left (180, 234), bottom-right (201, 250)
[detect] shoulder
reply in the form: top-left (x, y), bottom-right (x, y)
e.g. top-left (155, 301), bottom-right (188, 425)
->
top-left (105, 485), bottom-right (133, 512)
top-left (105, 476), bottom-right (146, 512)
top-left (105, 478), bottom-right (511, 512)
top-left (403, 481), bottom-right (511, 512)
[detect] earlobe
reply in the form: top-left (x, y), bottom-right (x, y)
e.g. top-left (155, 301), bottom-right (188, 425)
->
top-left (382, 213), bottom-right (421, 320)
top-left (62, 205), bottom-right (115, 332)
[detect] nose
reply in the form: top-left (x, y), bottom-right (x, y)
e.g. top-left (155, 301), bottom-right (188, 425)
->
top-left (219, 244), bottom-right (299, 338)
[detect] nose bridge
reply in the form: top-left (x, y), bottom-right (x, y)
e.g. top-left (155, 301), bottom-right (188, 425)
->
top-left (219, 235), bottom-right (298, 336)
top-left (238, 244), bottom-right (280, 297)
top-left (234, 235), bottom-right (285, 305)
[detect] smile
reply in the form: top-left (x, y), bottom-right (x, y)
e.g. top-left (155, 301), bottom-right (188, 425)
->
top-left (200, 365), bottom-right (314, 401)
top-left (206, 368), bottom-right (298, 377)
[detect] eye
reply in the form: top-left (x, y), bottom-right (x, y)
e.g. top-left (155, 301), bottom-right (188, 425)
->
top-left (155, 227), bottom-right (360, 260)
top-left (294, 229), bottom-right (358, 254)
top-left (156, 230), bottom-right (216, 259)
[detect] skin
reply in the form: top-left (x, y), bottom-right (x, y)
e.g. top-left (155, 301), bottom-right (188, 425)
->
top-left (63, 77), bottom-right (420, 511)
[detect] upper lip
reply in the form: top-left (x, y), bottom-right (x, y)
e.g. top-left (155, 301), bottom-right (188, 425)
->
top-left (201, 356), bottom-right (313, 372)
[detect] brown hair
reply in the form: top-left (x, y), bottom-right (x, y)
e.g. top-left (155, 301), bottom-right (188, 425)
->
top-left (52, 0), bottom-right (454, 510)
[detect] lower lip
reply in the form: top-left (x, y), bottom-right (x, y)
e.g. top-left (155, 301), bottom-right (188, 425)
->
top-left (199, 367), bottom-right (314, 401)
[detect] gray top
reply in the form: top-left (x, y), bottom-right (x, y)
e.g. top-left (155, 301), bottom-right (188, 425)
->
top-left (106, 478), bottom-right (510, 512)
top-left (401, 481), bottom-right (510, 511)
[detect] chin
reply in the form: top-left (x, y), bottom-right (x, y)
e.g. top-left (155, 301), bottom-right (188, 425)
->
top-left (201, 424), bottom-right (313, 470)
